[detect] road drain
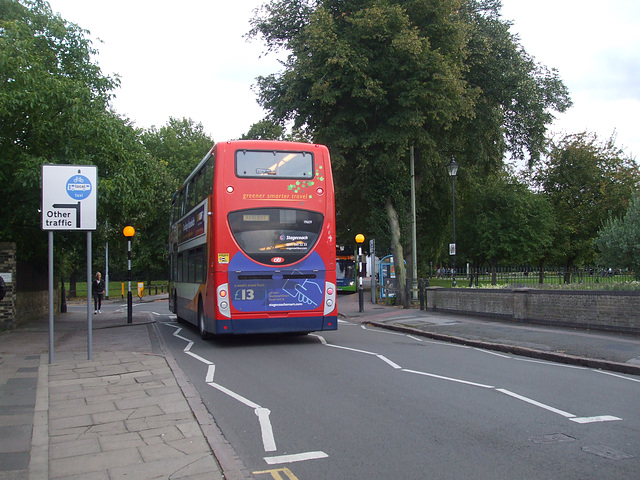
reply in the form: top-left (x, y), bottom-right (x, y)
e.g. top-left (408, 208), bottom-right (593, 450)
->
top-left (582, 445), bottom-right (635, 460)
top-left (529, 433), bottom-right (576, 444)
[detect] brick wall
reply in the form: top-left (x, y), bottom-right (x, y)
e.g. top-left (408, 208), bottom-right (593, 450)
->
top-left (0, 242), bottom-right (60, 331)
top-left (426, 287), bottom-right (640, 334)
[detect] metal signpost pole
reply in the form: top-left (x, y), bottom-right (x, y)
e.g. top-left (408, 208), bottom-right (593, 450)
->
top-left (48, 231), bottom-right (54, 364)
top-left (87, 231), bottom-right (92, 360)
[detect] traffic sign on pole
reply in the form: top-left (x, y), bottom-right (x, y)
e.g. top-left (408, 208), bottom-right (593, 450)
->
top-left (42, 165), bottom-right (97, 231)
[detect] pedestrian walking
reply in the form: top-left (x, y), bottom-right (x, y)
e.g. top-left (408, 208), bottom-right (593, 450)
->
top-left (92, 272), bottom-right (105, 313)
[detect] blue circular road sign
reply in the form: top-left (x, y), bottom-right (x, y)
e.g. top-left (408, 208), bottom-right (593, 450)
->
top-left (66, 175), bottom-right (92, 200)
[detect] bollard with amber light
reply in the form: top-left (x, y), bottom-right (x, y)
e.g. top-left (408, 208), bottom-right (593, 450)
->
top-left (123, 226), bottom-right (135, 324)
top-left (355, 234), bottom-right (365, 313)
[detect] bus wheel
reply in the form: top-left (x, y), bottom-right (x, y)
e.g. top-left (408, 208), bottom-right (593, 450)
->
top-left (198, 298), bottom-right (209, 340)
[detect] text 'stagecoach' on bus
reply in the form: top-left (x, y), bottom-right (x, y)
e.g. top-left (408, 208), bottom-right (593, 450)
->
top-left (168, 140), bottom-right (337, 338)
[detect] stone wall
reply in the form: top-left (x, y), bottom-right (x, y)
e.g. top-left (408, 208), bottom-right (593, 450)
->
top-left (0, 243), bottom-right (17, 330)
top-left (426, 287), bottom-right (640, 334)
top-left (0, 242), bottom-right (60, 330)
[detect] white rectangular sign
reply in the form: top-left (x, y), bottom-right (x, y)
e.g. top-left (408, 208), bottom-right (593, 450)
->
top-left (42, 165), bottom-right (97, 231)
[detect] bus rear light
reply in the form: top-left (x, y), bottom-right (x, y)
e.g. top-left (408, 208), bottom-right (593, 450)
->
top-left (316, 187), bottom-right (324, 196)
top-left (217, 283), bottom-right (231, 318)
top-left (226, 186), bottom-right (234, 193)
top-left (324, 281), bottom-right (336, 315)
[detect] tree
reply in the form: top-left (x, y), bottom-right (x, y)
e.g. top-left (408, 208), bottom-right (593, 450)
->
top-left (140, 118), bottom-right (214, 281)
top-left (595, 190), bottom-right (640, 279)
top-left (249, 0), bottom-right (571, 303)
top-left (536, 132), bottom-right (639, 273)
top-left (458, 168), bottom-right (555, 283)
top-left (0, 0), bottom-right (157, 279)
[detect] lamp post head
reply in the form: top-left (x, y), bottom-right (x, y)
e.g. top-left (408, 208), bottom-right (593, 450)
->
top-left (446, 156), bottom-right (459, 178)
top-left (355, 234), bottom-right (365, 244)
top-left (123, 226), bottom-right (135, 237)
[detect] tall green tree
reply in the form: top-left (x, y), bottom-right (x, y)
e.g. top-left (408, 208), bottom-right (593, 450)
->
top-left (140, 117), bottom-right (214, 281)
top-left (0, 0), bottom-right (161, 285)
top-left (458, 168), bottom-right (555, 283)
top-left (249, 0), bottom-right (571, 302)
top-left (536, 132), bottom-right (639, 272)
top-left (595, 190), bottom-right (640, 279)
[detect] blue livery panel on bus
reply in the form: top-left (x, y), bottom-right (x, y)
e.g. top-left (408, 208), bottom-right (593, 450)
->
top-left (227, 251), bottom-right (326, 313)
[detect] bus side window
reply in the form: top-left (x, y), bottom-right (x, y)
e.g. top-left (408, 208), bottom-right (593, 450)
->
top-left (195, 169), bottom-right (204, 204)
top-left (177, 253), bottom-right (184, 282)
top-left (205, 158), bottom-right (214, 195)
top-left (178, 191), bottom-right (185, 217)
top-left (186, 180), bottom-right (194, 211)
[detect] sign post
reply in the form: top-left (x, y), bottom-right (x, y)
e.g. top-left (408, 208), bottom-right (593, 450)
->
top-left (42, 165), bottom-right (97, 362)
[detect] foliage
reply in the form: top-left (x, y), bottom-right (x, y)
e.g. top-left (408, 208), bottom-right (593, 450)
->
top-left (535, 132), bottom-right (639, 268)
top-left (458, 168), bottom-right (555, 267)
top-left (461, 0), bottom-right (572, 168)
top-left (0, 0), bottom-right (158, 275)
top-left (248, 0), bottom-right (572, 303)
top-left (139, 117), bottom-right (214, 281)
top-left (596, 190), bottom-right (640, 279)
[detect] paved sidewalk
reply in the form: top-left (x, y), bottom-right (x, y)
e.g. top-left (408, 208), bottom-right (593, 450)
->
top-left (339, 288), bottom-right (640, 376)
top-left (0, 296), bottom-right (230, 480)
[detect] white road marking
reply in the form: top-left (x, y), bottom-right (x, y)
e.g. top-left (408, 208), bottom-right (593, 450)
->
top-left (376, 355), bottom-right (402, 369)
top-left (474, 348), bottom-right (511, 359)
top-left (162, 322), bottom-right (283, 454)
top-left (514, 357), bottom-right (587, 370)
top-left (264, 451), bottom-right (329, 465)
top-left (403, 369), bottom-right (495, 389)
top-left (185, 350), bottom-right (214, 365)
top-left (205, 364), bottom-right (216, 383)
top-left (325, 344), bottom-right (377, 355)
top-left (497, 389), bottom-right (576, 418)
top-left (255, 408), bottom-right (277, 452)
top-left (596, 370), bottom-right (640, 383)
top-left (207, 381), bottom-right (261, 409)
top-left (570, 415), bottom-right (622, 424)
top-left (315, 329), bottom-right (622, 424)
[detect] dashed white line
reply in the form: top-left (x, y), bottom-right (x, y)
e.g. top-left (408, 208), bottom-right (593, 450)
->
top-left (474, 348), bottom-right (510, 359)
top-left (570, 415), bottom-right (622, 424)
top-left (403, 369), bottom-right (495, 389)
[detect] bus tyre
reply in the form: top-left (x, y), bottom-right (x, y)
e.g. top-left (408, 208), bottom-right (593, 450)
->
top-left (198, 299), bottom-right (209, 340)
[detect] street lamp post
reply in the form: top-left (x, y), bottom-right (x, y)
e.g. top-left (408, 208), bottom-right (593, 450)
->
top-left (123, 226), bottom-right (135, 323)
top-left (355, 234), bottom-right (365, 312)
top-left (446, 156), bottom-right (459, 287)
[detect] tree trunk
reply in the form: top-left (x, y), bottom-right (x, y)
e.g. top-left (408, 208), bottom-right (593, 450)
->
top-left (69, 270), bottom-right (77, 298)
top-left (385, 196), bottom-right (406, 307)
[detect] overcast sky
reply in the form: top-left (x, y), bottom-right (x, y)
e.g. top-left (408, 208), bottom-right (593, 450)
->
top-left (47, 0), bottom-right (640, 160)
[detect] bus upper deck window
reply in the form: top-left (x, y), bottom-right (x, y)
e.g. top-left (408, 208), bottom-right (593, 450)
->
top-left (236, 150), bottom-right (313, 179)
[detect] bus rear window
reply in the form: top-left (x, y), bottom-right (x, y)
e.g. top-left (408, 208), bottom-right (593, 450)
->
top-left (236, 150), bottom-right (313, 179)
top-left (228, 208), bottom-right (323, 265)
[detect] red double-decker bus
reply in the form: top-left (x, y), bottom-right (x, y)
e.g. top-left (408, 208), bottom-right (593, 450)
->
top-left (168, 140), bottom-right (337, 337)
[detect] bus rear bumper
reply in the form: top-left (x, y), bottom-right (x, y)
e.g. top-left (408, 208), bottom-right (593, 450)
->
top-left (211, 315), bottom-right (338, 335)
